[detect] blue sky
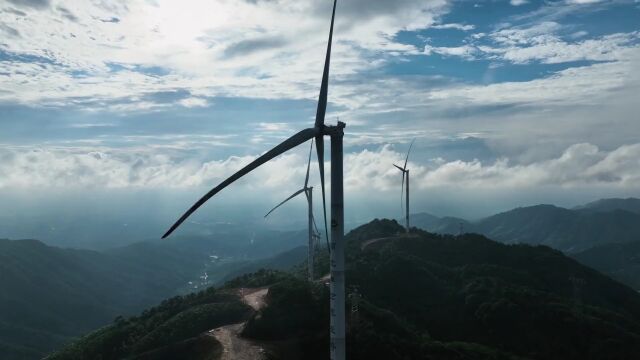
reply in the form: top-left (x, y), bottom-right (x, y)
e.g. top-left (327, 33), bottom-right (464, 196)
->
top-left (1, 0), bottom-right (639, 239)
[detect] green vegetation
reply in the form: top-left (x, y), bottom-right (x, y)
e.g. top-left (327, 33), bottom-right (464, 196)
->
top-left (0, 238), bottom-right (206, 359)
top-left (46, 287), bottom-right (250, 360)
top-left (222, 268), bottom-right (296, 290)
top-left (0, 226), bottom-right (310, 359)
top-left (43, 218), bottom-right (640, 359)
top-left (573, 240), bottom-right (640, 290)
top-left (242, 219), bottom-right (640, 359)
top-left (411, 200), bottom-right (640, 253)
top-left (242, 277), bottom-right (329, 340)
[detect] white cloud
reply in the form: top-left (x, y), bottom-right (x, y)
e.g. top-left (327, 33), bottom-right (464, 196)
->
top-left (179, 97), bottom-right (208, 108)
top-left (431, 23), bottom-right (475, 31)
top-left (510, 0), bottom-right (529, 6)
top-left (496, 31), bottom-right (640, 64)
top-left (424, 44), bottom-right (477, 59)
top-left (566, 0), bottom-right (603, 4)
top-left (0, 146), bottom-right (303, 189)
top-left (422, 19), bottom-right (640, 66)
top-left (2, 142), bottom-right (639, 193)
top-left (427, 59), bottom-right (631, 105)
top-left (0, 0), bottom-right (450, 107)
top-left (424, 143), bottom-right (640, 188)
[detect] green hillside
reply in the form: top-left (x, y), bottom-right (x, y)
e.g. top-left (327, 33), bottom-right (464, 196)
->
top-left (411, 200), bottom-right (640, 253)
top-left (573, 241), bottom-right (640, 290)
top-left (46, 288), bottom-right (250, 360)
top-left (0, 238), bottom-right (204, 359)
top-left (50, 219), bottom-right (640, 359)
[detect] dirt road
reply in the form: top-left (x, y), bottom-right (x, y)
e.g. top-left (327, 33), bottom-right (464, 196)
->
top-left (207, 287), bottom-right (269, 360)
top-left (242, 287), bottom-right (268, 311)
top-left (360, 233), bottom-right (419, 250)
top-left (209, 323), bottom-right (265, 360)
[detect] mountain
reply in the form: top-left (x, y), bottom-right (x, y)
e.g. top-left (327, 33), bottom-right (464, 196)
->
top-left (52, 220), bottom-right (640, 360)
top-left (574, 198), bottom-right (640, 214)
top-left (410, 212), bottom-right (470, 234)
top-left (219, 245), bottom-right (309, 283)
top-left (0, 227), bottom-right (309, 360)
top-left (0, 238), bottom-right (204, 359)
top-left (411, 198), bottom-right (640, 253)
top-left (46, 287), bottom-right (251, 360)
top-left (471, 205), bottom-right (640, 252)
top-left (246, 220), bottom-right (640, 359)
top-left (573, 241), bottom-right (640, 290)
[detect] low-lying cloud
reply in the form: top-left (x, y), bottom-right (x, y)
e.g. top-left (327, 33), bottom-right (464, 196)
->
top-left (2, 142), bottom-right (638, 192)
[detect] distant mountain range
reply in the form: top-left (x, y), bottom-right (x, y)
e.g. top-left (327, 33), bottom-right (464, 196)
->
top-left (51, 219), bottom-right (640, 360)
top-left (0, 227), bottom-right (307, 360)
top-left (0, 238), bottom-right (193, 359)
top-left (574, 197), bottom-right (640, 214)
top-left (408, 198), bottom-right (640, 291)
top-left (4, 197), bottom-right (640, 358)
top-left (410, 197), bottom-right (640, 253)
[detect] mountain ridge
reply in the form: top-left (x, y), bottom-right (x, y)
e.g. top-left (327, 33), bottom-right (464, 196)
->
top-left (50, 219), bottom-right (640, 360)
top-left (409, 197), bottom-right (640, 253)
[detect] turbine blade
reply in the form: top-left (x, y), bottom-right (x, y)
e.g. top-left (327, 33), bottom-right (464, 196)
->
top-left (316, 135), bottom-right (330, 250)
top-left (314, 0), bottom-right (337, 130)
top-left (304, 139), bottom-right (313, 188)
top-left (312, 0), bottom-right (336, 251)
top-left (264, 188), bottom-right (306, 218)
top-left (404, 138), bottom-right (415, 170)
top-left (393, 164), bottom-right (405, 172)
top-left (162, 128), bottom-right (317, 238)
top-left (305, 189), bottom-right (320, 236)
top-left (311, 211), bottom-right (320, 237)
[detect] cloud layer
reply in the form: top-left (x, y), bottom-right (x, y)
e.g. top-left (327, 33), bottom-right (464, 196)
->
top-left (0, 0), bottom-right (447, 108)
top-left (0, 0), bottom-right (639, 217)
top-left (2, 142), bottom-right (638, 192)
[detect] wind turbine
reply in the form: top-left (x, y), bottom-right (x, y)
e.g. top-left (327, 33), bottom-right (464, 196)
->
top-left (161, 1), bottom-right (347, 359)
top-left (394, 139), bottom-right (415, 233)
top-left (264, 139), bottom-right (321, 281)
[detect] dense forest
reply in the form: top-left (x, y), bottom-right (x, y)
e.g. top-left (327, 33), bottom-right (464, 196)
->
top-left (50, 219), bottom-right (640, 360)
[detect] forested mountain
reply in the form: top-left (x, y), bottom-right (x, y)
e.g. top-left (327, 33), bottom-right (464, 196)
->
top-left (410, 198), bottom-right (640, 253)
top-left (573, 241), bottom-right (640, 290)
top-left (51, 220), bottom-right (640, 360)
top-left (0, 238), bottom-right (202, 359)
top-left (574, 198), bottom-right (640, 214)
top-left (47, 288), bottom-right (251, 360)
top-left (0, 227), bottom-right (307, 360)
top-left (471, 205), bottom-right (640, 252)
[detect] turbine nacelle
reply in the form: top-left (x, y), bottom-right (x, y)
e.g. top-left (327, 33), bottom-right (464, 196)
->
top-left (393, 164), bottom-right (407, 173)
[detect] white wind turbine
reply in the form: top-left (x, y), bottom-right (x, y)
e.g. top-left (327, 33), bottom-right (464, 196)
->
top-left (162, 1), bottom-right (347, 358)
top-left (264, 139), bottom-right (322, 281)
top-left (394, 139), bottom-right (415, 233)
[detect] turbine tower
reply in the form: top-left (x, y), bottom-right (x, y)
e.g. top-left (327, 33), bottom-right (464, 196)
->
top-left (264, 139), bottom-right (321, 281)
top-left (161, 1), bottom-right (346, 359)
top-left (394, 139), bottom-right (415, 233)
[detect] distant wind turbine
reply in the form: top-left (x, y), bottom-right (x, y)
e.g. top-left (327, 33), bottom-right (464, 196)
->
top-left (264, 139), bottom-right (321, 281)
top-left (394, 139), bottom-right (415, 233)
top-left (161, 1), bottom-right (347, 358)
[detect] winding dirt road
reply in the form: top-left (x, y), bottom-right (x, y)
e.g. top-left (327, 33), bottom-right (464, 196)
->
top-left (360, 233), bottom-right (420, 250)
top-left (208, 288), bottom-right (269, 360)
